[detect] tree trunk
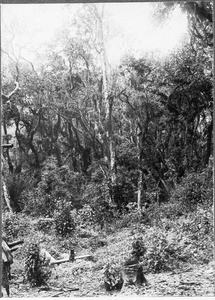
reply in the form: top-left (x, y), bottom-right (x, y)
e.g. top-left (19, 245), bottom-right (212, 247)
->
top-left (108, 98), bottom-right (116, 195)
top-left (137, 128), bottom-right (143, 212)
top-left (2, 177), bottom-right (13, 214)
top-left (3, 123), bottom-right (14, 173)
top-left (95, 4), bottom-right (116, 202)
top-left (137, 169), bottom-right (143, 211)
top-left (204, 120), bottom-right (213, 166)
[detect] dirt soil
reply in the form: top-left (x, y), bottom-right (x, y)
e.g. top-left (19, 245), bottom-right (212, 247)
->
top-left (8, 258), bottom-right (214, 297)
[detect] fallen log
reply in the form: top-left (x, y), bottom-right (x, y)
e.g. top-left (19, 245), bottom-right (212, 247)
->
top-left (50, 254), bottom-right (93, 265)
top-left (10, 246), bottom-right (20, 253)
top-left (2, 144), bottom-right (14, 149)
top-left (8, 240), bottom-right (24, 248)
top-left (75, 254), bottom-right (93, 260)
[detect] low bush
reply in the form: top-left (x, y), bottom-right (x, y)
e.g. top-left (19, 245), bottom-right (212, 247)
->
top-left (142, 228), bottom-right (180, 273)
top-left (36, 218), bottom-right (54, 233)
top-left (136, 204), bottom-right (213, 273)
top-left (25, 243), bottom-right (51, 286)
top-left (114, 203), bottom-right (150, 229)
top-left (21, 157), bottom-right (83, 217)
top-left (131, 237), bottom-right (147, 261)
top-left (5, 172), bottom-right (36, 213)
top-left (75, 205), bottom-right (95, 229)
top-left (2, 212), bottom-right (20, 240)
top-left (2, 212), bottom-right (33, 241)
top-left (82, 179), bottom-right (116, 229)
top-left (21, 189), bottom-right (56, 217)
top-left (89, 236), bottom-right (107, 252)
top-left (103, 263), bottom-right (124, 291)
top-left (171, 166), bottom-right (213, 211)
top-left (54, 204), bottom-right (76, 237)
top-left (177, 207), bottom-right (213, 264)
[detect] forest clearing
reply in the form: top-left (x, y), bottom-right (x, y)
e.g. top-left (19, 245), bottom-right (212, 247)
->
top-left (1, 1), bottom-right (214, 297)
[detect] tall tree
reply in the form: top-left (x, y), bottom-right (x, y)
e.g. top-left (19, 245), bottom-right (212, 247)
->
top-left (78, 3), bottom-right (117, 202)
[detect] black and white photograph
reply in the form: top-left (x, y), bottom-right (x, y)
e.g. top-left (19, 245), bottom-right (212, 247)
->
top-left (1, 1), bottom-right (214, 297)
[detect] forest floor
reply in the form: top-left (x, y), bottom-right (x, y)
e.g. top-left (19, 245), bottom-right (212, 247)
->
top-left (6, 223), bottom-right (215, 297)
top-left (10, 263), bottom-right (214, 297)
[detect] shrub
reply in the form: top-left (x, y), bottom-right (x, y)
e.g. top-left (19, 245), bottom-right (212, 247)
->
top-left (36, 218), bottom-right (54, 233)
top-left (179, 207), bottom-right (213, 264)
top-left (140, 205), bottom-right (213, 273)
top-left (146, 201), bottom-right (187, 222)
top-left (139, 227), bottom-right (188, 273)
top-left (115, 141), bottom-right (139, 208)
top-left (75, 205), bottom-right (95, 229)
top-left (4, 174), bottom-right (27, 212)
top-left (54, 204), bottom-right (76, 237)
top-left (103, 263), bottom-right (124, 291)
top-left (22, 189), bottom-right (56, 217)
top-left (25, 243), bottom-right (51, 286)
top-left (115, 204), bottom-right (150, 229)
top-left (171, 166), bottom-right (213, 211)
top-left (21, 157), bottom-right (83, 217)
top-left (113, 169), bottom-right (138, 209)
top-left (144, 230), bottom-right (177, 273)
top-left (89, 236), bottom-right (107, 252)
top-left (82, 180), bottom-right (115, 229)
top-left (93, 199), bottom-right (116, 229)
top-left (2, 212), bottom-right (32, 240)
top-left (2, 212), bottom-right (20, 240)
top-left (131, 237), bottom-right (147, 261)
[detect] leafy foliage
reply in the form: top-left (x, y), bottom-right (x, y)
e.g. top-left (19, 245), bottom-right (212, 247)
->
top-left (1, 5), bottom-right (213, 295)
top-left (82, 176), bottom-right (115, 228)
top-left (2, 212), bottom-right (20, 240)
top-left (171, 165), bottom-right (213, 211)
top-left (5, 172), bottom-right (34, 212)
top-left (54, 204), bottom-right (76, 237)
top-left (21, 157), bottom-right (83, 216)
top-left (36, 218), bottom-right (54, 233)
top-left (25, 243), bottom-right (51, 286)
top-left (143, 228), bottom-right (180, 273)
top-left (131, 237), bottom-right (147, 262)
top-left (103, 263), bottom-right (124, 291)
top-left (2, 212), bottom-right (33, 240)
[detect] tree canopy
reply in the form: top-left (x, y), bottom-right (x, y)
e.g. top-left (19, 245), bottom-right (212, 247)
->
top-left (1, 2), bottom-right (213, 214)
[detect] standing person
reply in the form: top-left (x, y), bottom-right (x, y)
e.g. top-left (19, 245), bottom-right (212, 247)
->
top-left (2, 236), bottom-right (13, 296)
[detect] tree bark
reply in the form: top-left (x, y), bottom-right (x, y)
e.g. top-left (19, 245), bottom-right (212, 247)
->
top-left (204, 120), bottom-right (213, 166)
top-left (2, 176), bottom-right (13, 214)
top-left (137, 125), bottom-right (144, 212)
top-left (92, 3), bottom-right (116, 202)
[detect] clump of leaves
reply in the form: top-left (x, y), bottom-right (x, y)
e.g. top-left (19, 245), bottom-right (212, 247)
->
top-left (82, 166), bottom-right (115, 229)
top-left (54, 204), bottom-right (76, 237)
top-left (25, 243), bottom-right (51, 286)
top-left (123, 237), bottom-right (148, 286)
top-left (142, 226), bottom-right (190, 273)
top-left (131, 237), bottom-right (147, 261)
top-left (5, 173), bottom-right (32, 212)
top-left (114, 204), bottom-right (142, 229)
top-left (22, 157), bottom-right (83, 217)
top-left (2, 212), bottom-right (33, 240)
top-left (103, 263), bottom-right (124, 291)
top-left (75, 205), bottom-right (95, 229)
top-left (123, 237), bottom-right (146, 266)
top-left (36, 218), bottom-right (54, 233)
top-left (179, 208), bottom-right (213, 263)
top-left (2, 212), bottom-right (19, 240)
top-left (89, 236), bottom-right (107, 252)
top-left (171, 166), bottom-right (213, 211)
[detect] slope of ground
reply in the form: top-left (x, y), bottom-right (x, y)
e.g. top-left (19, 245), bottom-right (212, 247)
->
top-left (4, 222), bottom-right (215, 297)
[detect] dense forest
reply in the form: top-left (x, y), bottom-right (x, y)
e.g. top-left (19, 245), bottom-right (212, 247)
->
top-left (1, 2), bottom-right (214, 297)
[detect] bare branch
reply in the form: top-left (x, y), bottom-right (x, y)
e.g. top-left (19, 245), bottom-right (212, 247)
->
top-left (19, 56), bottom-right (39, 78)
